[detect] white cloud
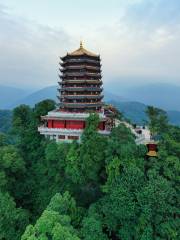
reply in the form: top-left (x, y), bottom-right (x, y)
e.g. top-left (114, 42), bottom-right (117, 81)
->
top-left (92, 0), bottom-right (180, 83)
top-left (0, 1), bottom-right (180, 89)
top-left (0, 4), bottom-right (71, 88)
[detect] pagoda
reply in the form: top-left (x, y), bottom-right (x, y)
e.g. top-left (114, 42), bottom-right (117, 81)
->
top-left (38, 42), bottom-right (111, 142)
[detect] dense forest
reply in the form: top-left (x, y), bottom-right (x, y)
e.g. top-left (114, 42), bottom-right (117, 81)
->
top-left (0, 99), bottom-right (179, 239)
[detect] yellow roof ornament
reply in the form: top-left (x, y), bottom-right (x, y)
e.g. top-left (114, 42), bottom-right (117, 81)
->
top-left (80, 40), bottom-right (83, 49)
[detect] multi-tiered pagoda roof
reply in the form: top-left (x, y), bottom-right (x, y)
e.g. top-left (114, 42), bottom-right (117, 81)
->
top-left (58, 42), bottom-right (103, 112)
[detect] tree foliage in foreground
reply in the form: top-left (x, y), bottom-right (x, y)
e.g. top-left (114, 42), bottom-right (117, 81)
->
top-left (0, 101), bottom-right (179, 239)
top-left (21, 192), bottom-right (80, 240)
top-left (0, 191), bottom-right (28, 240)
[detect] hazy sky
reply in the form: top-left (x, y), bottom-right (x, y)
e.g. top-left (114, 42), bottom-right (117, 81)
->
top-left (0, 0), bottom-right (180, 89)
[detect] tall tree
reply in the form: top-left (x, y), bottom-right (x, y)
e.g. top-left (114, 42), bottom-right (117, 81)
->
top-left (146, 106), bottom-right (168, 138)
top-left (33, 99), bottom-right (56, 124)
top-left (66, 114), bottom-right (107, 206)
top-left (0, 191), bottom-right (29, 240)
top-left (33, 142), bottom-right (70, 214)
top-left (0, 145), bottom-right (25, 195)
top-left (0, 133), bottom-right (8, 147)
top-left (21, 192), bottom-right (80, 240)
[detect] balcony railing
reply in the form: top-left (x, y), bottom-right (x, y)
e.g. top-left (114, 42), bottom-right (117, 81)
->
top-left (38, 126), bottom-right (110, 136)
top-left (61, 58), bottom-right (100, 65)
top-left (61, 72), bottom-right (101, 77)
top-left (60, 65), bottom-right (101, 71)
top-left (60, 102), bottom-right (103, 108)
top-left (59, 87), bottom-right (103, 92)
top-left (59, 79), bottom-right (102, 85)
top-left (59, 95), bottom-right (104, 100)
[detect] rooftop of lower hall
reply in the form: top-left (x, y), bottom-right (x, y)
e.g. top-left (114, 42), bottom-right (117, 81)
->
top-left (41, 109), bottom-right (107, 120)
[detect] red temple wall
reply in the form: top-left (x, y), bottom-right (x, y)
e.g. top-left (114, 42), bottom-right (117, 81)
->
top-left (66, 120), bottom-right (85, 129)
top-left (48, 120), bottom-right (85, 129)
top-left (47, 120), bottom-right (105, 130)
top-left (48, 120), bottom-right (53, 128)
top-left (53, 120), bottom-right (65, 128)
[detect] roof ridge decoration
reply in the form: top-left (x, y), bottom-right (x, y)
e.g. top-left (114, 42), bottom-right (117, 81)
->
top-left (67, 41), bottom-right (98, 57)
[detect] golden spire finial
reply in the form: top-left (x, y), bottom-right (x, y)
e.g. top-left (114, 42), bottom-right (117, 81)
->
top-left (80, 40), bottom-right (83, 49)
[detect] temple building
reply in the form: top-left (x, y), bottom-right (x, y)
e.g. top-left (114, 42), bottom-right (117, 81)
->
top-left (38, 42), bottom-right (112, 142)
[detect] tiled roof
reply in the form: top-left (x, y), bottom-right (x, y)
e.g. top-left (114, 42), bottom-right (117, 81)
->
top-left (68, 41), bottom-right (98, 57)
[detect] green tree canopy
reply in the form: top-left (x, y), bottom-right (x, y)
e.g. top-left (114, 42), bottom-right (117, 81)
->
top-left (0, 191), bottom-right (29, 240)
top-left (21, 192), bottom-right (80, 240)
top-left (146, 106), bottom-right (168, 137)
top-left (33, 99), bottom-right (56, 124)
top-left (0, 100), bottom-right (179, 240)
top-left (0, 145), bottom-right (25, 191)
top-left (0, 133), bottom-right (8, 147)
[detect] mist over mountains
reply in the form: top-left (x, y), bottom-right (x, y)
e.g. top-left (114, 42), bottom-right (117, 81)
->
top-left (122, 83), bottom-right (180, 111)
top-left (104, 82), bottom-right (180, 111)
top-left (0, 83), bottom-right (180, 125)
top-left (0, 85), bottom-right (30, 109)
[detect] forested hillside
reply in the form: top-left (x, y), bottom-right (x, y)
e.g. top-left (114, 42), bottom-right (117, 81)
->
top-left (0, 110), bottom-right (12, 133)
top-left (111, 101), bottom-right (180, 126)
top-left (0, 100), bottom-right (179, 239)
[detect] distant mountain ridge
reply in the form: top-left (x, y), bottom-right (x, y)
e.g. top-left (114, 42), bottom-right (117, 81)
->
top-left (115, 83), bottom-right (180, 111)
top-left (2, 82), bottom-right (180, 110)
top-left (110, 100), bottom-right (180, 126)
top-left (8, 86), bottom-right (57, 109)
top-left (0, 85), bottom-right (30, 109)
top-left (0, 84), bottom-right (180, 126)
top-left (8, 86), bottom-right (127, 109)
